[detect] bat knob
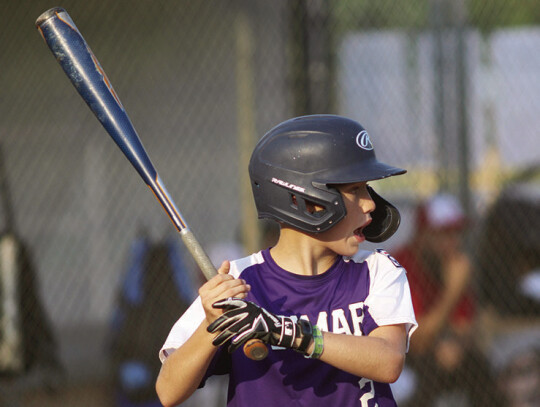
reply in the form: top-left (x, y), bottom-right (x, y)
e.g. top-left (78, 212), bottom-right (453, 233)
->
top-left (36, 7), bottom-right (66, 27)
top-left (243, 339), bottom-right (268, 361)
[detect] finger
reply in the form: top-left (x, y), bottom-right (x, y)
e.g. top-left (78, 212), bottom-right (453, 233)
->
top-left (207, 312), bottom-right (241, 333)
top-left (231, 324), bottom-right (258, 344)
top-left (211, 323), bottom-right (249, 347)
top-left (234, 290), bottom-right (249, 299)
top-left (223, 281), bottom-right (251, 299)
top-left (207, 315), bottom-right (228, 333)
top-left (200, 272), bottom-right (235, 293)
top-left (206, 281), bottom-right (250, 304)
top-left (200, 281), bottom-right (250, 326)
top-left (207, 308), bottom-right (248, 332)
top-left (198, 280), bottom-right (229, 309)
top-left (217, 260), bottom-right (231, 275)
top-left (205, 276), bottom-right (248, 294)
top-left (211, 319), bottom-right (249, 346)
top-left (212, 298), bottom-right (247, 310)
top-left (212, 330), bottom-right (236, 346)
top-left (199, 278), bottom-right (247, 306)
top-left (228, 332), bottom-right (255, 353)
top-left (200, 283), bottom-right (237, 323)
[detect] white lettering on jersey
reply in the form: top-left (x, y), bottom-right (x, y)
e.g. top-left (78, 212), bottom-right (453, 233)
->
top-left (301, 304), bottom-right (365, 336)
top-left (359, 377), bottom-right (378, 407)
top-left (349, 302), bottom-right (365, 336)
top-left (315, 311), bottom-right (329, 332)
top-left (332, 309), bottom-right (352, 335)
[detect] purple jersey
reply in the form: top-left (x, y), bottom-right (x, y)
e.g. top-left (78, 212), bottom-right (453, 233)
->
top-left (160, 248), bottom-right (417, 406)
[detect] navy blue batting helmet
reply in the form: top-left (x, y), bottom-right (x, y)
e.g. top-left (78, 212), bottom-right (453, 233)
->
top-left (248, 115), bottom-right (406, 241)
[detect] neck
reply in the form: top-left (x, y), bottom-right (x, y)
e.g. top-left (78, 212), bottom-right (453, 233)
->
top-left (269, 226), bottom-right (339, 276)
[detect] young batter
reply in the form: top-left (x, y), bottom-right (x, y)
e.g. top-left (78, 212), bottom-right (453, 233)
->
top-left (156, 115), bottom-right (417, 406)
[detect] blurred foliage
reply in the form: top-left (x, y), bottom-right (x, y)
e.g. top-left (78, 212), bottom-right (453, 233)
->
top-left (334, 0), bottom-right (540, 33)
top-left (470, 0), bottom-right (540, 30)
top-left (333, 0), bottom-right (429, 33)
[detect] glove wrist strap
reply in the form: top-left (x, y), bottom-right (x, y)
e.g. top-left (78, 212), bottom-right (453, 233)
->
top-left (294, 319), bottom-right (313, 355)
top-left (277, 316), bottom-right (298, 348)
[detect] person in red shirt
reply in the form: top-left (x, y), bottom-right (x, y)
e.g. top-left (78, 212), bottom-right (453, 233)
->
top-left (393, 193), bottom-right (500, 406)
top-left (395, 193), bottom-right (474, 355)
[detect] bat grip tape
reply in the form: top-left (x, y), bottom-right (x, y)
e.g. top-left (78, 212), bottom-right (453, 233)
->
top-left (180, 229), bottom-right (217, 281)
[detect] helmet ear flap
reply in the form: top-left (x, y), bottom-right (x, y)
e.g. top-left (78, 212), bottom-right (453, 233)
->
top-left (363, 186), bottom-right (401, 243)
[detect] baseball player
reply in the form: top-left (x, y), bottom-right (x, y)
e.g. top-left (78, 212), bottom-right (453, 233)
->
top-left (156, 115), bottom-right (417, 406)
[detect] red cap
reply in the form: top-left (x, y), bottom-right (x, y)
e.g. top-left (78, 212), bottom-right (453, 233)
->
top-left (416, 193), bottom-right (467, 232)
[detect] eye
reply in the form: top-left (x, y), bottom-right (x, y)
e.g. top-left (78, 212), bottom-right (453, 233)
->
top-left (335, 182), bottom-right (367, 196)
top-left (351, 184), bottom-right (371, 200)
top-left (350, 183), bottom-right (367, 194)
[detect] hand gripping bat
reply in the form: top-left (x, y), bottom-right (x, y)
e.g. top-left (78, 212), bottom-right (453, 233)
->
top-left (35, 7), bottom-right (268, 362)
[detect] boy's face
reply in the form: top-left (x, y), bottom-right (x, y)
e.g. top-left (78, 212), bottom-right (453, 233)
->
top-left (313, 182), bottom-right (376, 257)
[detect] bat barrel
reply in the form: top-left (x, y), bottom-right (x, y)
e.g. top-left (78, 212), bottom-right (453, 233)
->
top-left (36, 8), bottom-right (157, 187)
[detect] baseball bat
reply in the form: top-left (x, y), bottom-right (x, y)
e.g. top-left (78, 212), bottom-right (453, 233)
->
top-left (35, 7), bottom-right (268, 362)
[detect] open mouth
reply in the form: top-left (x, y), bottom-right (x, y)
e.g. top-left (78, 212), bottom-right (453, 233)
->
top-left (353, 226), bottom-right (365, 240)
top-left (354, 219), bottom-right (372, 240)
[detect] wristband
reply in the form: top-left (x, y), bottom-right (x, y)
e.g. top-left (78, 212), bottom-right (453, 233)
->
top-left (306, 325), bottom-right (324, 359)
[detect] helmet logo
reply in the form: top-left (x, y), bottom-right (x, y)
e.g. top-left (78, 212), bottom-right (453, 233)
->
top-left (271, 177), bottom-right (306, 193)
top-left (356, 130), bottom-right (374, 151)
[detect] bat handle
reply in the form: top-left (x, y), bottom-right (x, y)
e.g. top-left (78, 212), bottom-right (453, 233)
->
top-left (179, 228), bottom-right (217, 280)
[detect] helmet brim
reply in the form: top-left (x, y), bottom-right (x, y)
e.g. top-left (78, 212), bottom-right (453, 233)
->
top-left (314, 158), bottom-right (406, 185)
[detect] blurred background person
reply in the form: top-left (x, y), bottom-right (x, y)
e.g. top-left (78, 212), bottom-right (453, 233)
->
top-left (475, 170), bottom-right (540, 406)
top-left (476, 176), bottom-right (540, 317)
top-left (108, 235), bottom-right (197, 407)
top-left (392, 193), bottom-right (500, 406)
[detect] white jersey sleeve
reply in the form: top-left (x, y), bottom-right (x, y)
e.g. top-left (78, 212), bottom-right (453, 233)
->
top-left (159, 296), bottom-right (206, 362)
top-left (354, 249), bottom-right (417, 350)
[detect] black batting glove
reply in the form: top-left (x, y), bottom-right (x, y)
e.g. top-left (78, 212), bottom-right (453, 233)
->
top-left (207, 298), bottom-right (314, 355)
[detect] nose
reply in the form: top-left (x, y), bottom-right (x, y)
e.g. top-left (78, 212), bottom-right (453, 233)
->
top-left (362, 191), bottom-right (376, 214)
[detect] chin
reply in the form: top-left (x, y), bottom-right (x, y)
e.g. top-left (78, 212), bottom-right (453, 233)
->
top-left (338, 242), bottom-right (361, 257)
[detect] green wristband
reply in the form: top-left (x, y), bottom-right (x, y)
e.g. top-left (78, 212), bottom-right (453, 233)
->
top-left (306, 325), bottom-right (324, 359)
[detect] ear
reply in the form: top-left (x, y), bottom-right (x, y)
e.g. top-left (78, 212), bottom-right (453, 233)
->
top-left (363, 186), bottom-right (401, 243)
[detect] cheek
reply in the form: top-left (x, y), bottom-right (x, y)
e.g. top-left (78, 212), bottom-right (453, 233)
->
top-left (343, 196), bottom-right (358, 211)
top-left (343, 194), bottom-right (372, 215)
top-left (318, 222), bottom-right (345, 240)
top-left (313, 217), bottom-right (351, 243)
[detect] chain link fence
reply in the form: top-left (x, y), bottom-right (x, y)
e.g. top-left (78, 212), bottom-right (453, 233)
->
top-left (1, 0), bottom-right (539, 405)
